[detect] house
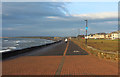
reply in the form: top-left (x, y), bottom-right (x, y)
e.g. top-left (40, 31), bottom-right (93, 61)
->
top-left (105, 31), bottom-right (120, 40)
top-left (95, 33), bottom-right (106, 39)
top-left (87, 34), bottom-right (95, 39)
top-left (87, 33), bottom-right (106, 39)
top-left (110, 31), bottom-right (119, 40)
top-left (106, 33), bottom-right (111, 39)
top-left (85, 31), bottom-right (120, 40)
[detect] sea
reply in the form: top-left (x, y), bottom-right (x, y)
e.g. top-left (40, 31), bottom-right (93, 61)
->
top-left (0, 38), bottom-right (55, 53)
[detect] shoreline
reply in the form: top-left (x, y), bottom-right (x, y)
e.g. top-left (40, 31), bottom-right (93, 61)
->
top-left (2, 40), bottom-right (62, 60)
top-left (1, 36), bottom-right (62, 42)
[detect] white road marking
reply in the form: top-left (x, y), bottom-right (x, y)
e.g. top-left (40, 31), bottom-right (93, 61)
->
top-left (73, 50), bottom-right (80, 53)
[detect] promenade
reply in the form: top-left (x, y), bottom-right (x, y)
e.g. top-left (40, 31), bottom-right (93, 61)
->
top-left (2, 40), bottom-right (118, 76)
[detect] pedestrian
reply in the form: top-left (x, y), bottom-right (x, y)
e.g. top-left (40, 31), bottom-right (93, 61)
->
top-left (65, 38), bottom-right (68, 43)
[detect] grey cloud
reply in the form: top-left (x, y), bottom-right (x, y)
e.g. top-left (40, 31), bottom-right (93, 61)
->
top-left (2, 2), bottom-right (117, 37)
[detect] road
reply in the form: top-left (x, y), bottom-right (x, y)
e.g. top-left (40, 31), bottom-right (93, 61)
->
top-left (2, 40), bottom-right (118, 76)
top-left (25, 40), bottom-right (88, 56)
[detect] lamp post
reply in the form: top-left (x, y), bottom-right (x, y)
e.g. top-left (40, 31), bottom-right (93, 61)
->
top-left (77, 28), bottom-right (81, 40)
top-left (85, 20), bottom-right (88, 45)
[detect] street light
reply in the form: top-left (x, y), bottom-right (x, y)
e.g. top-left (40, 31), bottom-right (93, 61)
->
top-left (85, 20), bottom-right (88, 45)
top-left (77, 28), bottom-right (80, 40)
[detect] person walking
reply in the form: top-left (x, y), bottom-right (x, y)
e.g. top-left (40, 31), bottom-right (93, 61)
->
top-left (65, 38), bottom-right (68, 43)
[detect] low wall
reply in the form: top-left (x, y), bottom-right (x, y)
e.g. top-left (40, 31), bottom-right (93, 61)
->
top-left (87, 46), bottom-right (119, 61)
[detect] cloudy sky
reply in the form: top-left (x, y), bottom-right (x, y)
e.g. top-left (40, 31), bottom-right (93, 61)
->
top-left (2, 2), bottom-right (118, 37)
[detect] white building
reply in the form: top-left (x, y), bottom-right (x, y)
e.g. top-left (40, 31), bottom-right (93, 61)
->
top-left (110, 31), bottom-right (120, 40)
top-left (87, 31), bottom-right (120, 40)
top-left (87, 33), bottom-right (106, 39)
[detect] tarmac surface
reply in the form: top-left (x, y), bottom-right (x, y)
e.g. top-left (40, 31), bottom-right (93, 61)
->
top-left (66, 41), bottom-right (88, 55)
top-left (25, 40), bottom-right (88, 56)
top-left (2, 40), bottom-right (118, 76)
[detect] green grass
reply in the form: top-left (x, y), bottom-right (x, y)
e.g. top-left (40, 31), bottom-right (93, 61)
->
top-left (71, 38), bottom-right (119, 61)
top-left (77, 38), bottom-right (118, 52)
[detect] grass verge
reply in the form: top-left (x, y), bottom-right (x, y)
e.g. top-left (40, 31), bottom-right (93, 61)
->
top-left (71, 38), bottom-right (119, 61)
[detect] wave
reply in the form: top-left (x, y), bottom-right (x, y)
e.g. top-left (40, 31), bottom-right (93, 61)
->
top-left (0, 49), bottom-right (11, 53)
top-left (2, 38), bottom-right (55, 53)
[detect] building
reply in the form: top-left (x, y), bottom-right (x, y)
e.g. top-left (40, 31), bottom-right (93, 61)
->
top-left (85, 31), bottom-right (120, 40)
top-left (87, 33), bottom-right (106, 39)
top-left (94, 33), bottom-right (106, 39)
top-left (106, 33), bottom-right (111, 39)
top-left (110, 31), bottom-right (120, 40)
top-left (87, 34), bottom-right (94, 39)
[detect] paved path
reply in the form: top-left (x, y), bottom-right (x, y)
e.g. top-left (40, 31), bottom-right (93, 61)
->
top-left (2, 40), bottom-right (118, 75)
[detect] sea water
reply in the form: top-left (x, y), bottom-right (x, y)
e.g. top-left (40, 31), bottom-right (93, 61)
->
top-left (0, 38), bottom-right (55, 53)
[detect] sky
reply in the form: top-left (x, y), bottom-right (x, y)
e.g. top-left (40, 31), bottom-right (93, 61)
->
top-left (2, 2), bottom-right (118, 37)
